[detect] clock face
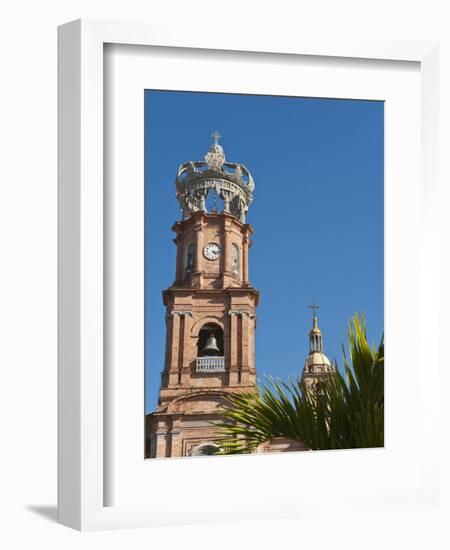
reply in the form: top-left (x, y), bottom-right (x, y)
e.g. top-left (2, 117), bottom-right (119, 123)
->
top-left (203, 242), bottom-right (221, 260)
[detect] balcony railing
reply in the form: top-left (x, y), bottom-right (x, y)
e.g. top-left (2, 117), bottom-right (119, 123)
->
top-left (196, 356), bottom-right (225, 373)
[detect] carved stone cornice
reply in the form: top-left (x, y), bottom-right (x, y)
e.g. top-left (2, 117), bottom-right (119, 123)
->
top-left (228, 309), bottom-right (256, 318)
top-left (166, 310), bottom-right (194, 320)
top-left (171, 310), bottom-right (193, 317)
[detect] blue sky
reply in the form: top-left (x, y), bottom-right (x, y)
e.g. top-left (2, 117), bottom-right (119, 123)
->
top-left (145, 90), bottom-right (384, 413)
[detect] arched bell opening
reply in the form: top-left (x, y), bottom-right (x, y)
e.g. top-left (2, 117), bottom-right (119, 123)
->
top-left (197, 323), bottom-right (224, 357)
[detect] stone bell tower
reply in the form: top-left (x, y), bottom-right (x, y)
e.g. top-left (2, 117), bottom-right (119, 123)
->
top-left (146, 133), bottom-right (259, 458)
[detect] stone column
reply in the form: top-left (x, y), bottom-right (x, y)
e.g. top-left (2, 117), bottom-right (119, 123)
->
top-left (181, 312), bottom-right (194, 386)
top-left (168, 312), bottom-right (181, 386)
top-left (242, 234), bottom-right (249, 286)
top-left (194, 220), bottom-right (203, 272)
top-left (177, 314), bottom-right (185, 385)
top-left (241, 312), bottom-right (249, 369)
top-left (192, 215), bottom-right (203, 288)
top-left (170, 417), bottom-right (183, 457)
top-left (155, 419), bottom-right (169, 458)
top-left (223, 218), bottom-right (232, 287)
top-left (162, 309), bottom-right (173, 387)
top-left (148, 433), bottom-right (156, 458)
top-left (248, 314), bottom-right (257, 383)
top-left (237, 313), bottom-right (243, 383)
top-left (174, 230), bottom-right (183, 283)
top-left (228, 311), bottom-right (239, 385)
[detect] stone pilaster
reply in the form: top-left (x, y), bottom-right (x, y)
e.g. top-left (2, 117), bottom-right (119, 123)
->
top-left (242, 233), bottom-right (249, 286)
top-left (222, 218), bottom-right (233, 288)
top-left (228, 310), bottom-right (239, 384)
top-left (174, 229), bottom-right (183, 283)
top-left (163, 310), bottom-right (194, 388)
top-left (168, 311), bottom-right (181, 385)
top-left (191, 215), bottom-right (204, 289)
top-left (181, 312), bottom-right (194, 386)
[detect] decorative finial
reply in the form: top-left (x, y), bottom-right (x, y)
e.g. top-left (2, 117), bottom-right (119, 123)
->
top-left (308, 304), bottom-right (320, 318)
top-left (308, 304), bottom-right (320, 330)
top-left (211, 130), bottom-right (222, 145)
top-left (205, 131), bottom-right (225, 171)
top-left (308, 304), bottom-right (322, 351)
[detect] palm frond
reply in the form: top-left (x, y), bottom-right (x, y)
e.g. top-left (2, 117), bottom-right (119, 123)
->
top-left (216, 313), bottom-right (384, 453)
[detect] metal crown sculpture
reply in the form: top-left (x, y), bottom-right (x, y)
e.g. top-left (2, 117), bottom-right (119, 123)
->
top-left (175, 132), bottom-right (255, 223)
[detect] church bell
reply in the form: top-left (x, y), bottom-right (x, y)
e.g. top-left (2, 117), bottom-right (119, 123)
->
top-left (202, 332), bottom-right (220, 356)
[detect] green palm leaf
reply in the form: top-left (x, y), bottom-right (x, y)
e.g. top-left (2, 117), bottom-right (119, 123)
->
top-left (216, 313), bottom-right (384, 453)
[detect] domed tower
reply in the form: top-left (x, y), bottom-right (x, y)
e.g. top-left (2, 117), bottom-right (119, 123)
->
top-left (146, 133), bottom-right (259, 458)
top-left (301, 305), bottom-right (336, 389)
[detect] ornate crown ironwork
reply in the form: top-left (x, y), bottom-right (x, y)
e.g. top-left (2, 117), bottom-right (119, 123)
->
top-left (175, 132), bottom-right (255, 223)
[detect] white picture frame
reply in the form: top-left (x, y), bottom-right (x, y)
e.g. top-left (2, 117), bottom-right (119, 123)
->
top-left (58, 18), bottom-right (440, 531)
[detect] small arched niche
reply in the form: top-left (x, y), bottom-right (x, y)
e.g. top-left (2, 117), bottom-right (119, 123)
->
top-left (231, 243), bottom-right (240, 276)
top-left (184, 242), bottom-right (195, 275)
top-left (197, 323), bottom-right (224, 357)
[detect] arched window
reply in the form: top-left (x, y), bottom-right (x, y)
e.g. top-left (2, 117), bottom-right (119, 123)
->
top-left (197, 323), bottom-right (224, 357)
top-left (231, 243), bottom-right (240, 275)
top-left (184, 242), bottom-right (194, 274)
top-left (313, 334), bottom-right (321, 350)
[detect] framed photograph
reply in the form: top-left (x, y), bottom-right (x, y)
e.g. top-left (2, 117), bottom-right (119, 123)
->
top-left (58, 19), bottom-right (439, 530)
top-left (143, 90), bottom-right (384, 461)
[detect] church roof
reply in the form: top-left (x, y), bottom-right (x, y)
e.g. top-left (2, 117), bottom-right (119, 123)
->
top-left (304, 351), bottom-right (332, 368)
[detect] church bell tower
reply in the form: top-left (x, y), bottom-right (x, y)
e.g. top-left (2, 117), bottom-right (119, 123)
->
top-left (301, 305), bottom-right (335, 389)
top-left (146, 133), bottom-right (259, 458)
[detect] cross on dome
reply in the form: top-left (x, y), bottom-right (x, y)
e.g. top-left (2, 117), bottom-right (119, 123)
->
top-left (308, 303), bottom-right (320, 318)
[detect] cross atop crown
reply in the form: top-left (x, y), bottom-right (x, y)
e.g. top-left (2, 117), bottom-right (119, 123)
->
top-left (211, 130), bottom-right (222, 145)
